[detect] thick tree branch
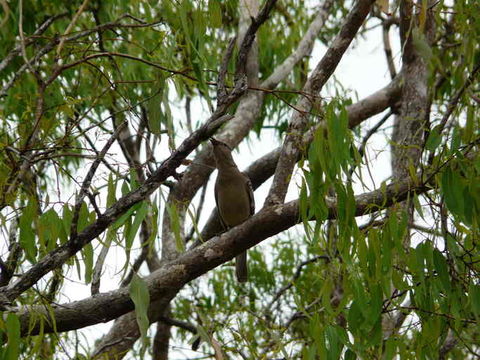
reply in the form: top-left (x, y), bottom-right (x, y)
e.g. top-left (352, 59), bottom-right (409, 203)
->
top-left (17, 175), bottom-right (430, 335)
top-left (90, 2), bottom-right (277, 357)
top-left (0, 113), bottom-right (234, 303)
top-left (199, 77), bottom-right (402, 241)
top-left (264, 0), bottom-right (376, 206)
top-left (261, 0), bottom-right (335, 90)
top-left (384, 0), bottom-right (436, 340)
top-left (1, 0), bottom-right (275, 299)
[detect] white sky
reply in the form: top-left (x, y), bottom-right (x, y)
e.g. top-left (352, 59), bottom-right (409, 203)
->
top-left (0, 8), bottom-right (409, 360)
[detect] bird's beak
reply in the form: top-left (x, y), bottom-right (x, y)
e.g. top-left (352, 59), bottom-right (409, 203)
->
top-left (210, 137), bottom-right (220, 145)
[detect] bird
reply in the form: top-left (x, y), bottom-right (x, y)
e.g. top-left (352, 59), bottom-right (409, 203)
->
top-left (210, 137), bottom-right (254, 282)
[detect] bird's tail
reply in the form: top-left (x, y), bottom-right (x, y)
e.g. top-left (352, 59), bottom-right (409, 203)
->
top-left (235, 252), bottom-right (248, 283)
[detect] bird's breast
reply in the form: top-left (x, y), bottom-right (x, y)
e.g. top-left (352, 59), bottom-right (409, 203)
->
top-left (215, 175), bottom-right (251, 227)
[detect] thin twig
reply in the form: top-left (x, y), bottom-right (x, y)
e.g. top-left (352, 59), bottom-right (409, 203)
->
top-left (55, 0), bottom-right (91, 58)
top-left (185, 184), bottom-right (208, 243)
top-left (382, 19), bottom-right (397, 79)
top-left (265, 255), bottom-right (330, 312)
top-left (70, 121), bottom-right (127, 242)
top-left (427, 61), bottom-right (480, 164)
top-left (217, 37), bottom-right (237, 106)
top-left (76, 123), bottom-right (121, 176)
top-left (158, 316), bottom-right (197, 334)
top-left (0, 13), bottom-right (66, 73)
top-left (91, 233), bottom-right (113, 295)
top-left (348, 110), bottom-right (393, 178)
top-left (17, 0), bottom-right (41, 81)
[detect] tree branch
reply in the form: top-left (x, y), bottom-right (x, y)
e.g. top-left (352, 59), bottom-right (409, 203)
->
top-left (0, 13), bottom-right (66, 73)
top-left (198, 77), bottom-right (402, 242)
top-left (0, 17), bottom-right (163, 98)
top-left (261, 0), bottom-right (335, 90)
top-left (0, 113), bottom-right (234, 303)
top-left (17, 174), bottom-right (430, 335)
top-left (264, 0), bottom-right (376, 206)
top-left (70, 121), bottom-right (127, 241)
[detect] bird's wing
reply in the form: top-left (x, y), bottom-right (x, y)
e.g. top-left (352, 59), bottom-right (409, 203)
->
top-left (214, 180), bottom-right (227, 230)
top-left (243, 173), bottom-right (255, 215)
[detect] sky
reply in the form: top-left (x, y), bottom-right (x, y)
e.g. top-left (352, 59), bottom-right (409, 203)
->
top-left (69, 16), bottom-right (404, 359)
top-left (0, 5), bottom-right (408, 359)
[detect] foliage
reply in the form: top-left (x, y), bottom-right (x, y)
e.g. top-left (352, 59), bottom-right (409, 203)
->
top-left (0, 0), bottom-right (479, 359)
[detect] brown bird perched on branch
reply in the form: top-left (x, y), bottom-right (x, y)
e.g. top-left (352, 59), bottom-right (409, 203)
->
top-left (210, 137), bottom-right (255, 283)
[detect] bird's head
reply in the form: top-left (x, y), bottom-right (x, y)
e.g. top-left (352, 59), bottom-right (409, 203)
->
top-left (210, 138), bottom-right (236, 168)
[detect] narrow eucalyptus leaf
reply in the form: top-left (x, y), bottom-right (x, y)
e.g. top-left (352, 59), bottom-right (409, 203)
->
top-left (129, 274), bottom-right (150, 343)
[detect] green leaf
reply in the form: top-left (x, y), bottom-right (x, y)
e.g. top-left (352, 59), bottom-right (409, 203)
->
top-left (448, 125), bottom-right (461, 155)
top-left (129, 168), bottom-right (140, 190)
top-left (208, 0), bottom-right (222, 28)
top-left (347, 300), bottom-right (364, 334)
top-left (441, 166), bottom-right (465, 220)
top-left (470, 284), bottom-right (480, 319)
top-left (107, 173), bottom-right (117, 207)
top-left (77, 201), bottom-right (90, 233)
top-left (299, 177), bottom-right (312, 240)
top-left (112, 202), bottom-right (141, 229)
top-left (40, 209), bottom-right (61, 252)
top-left (62, 204), bottom-right (73, 240)
top-left (129, 273), bottom-right (150, 344)
top-left (147, 81), bottom-right (164, 136)
top-left (413, 194), bottom-right (425, 221)
top-left (383, 338), bottom-right (397, 360)
top-left (121, 180), bottom-right (130, 196)
top-left (166, 201), bottom-right (184, 252)
top-left (433, 249), bottom-right (451, 292)
top-left (162, 83), bottom-right (176, 151)
top-left (365, 284), bottom-right (383, 327)
top-left (392, 268), bottom-right (408, 291)
top-left (462, 185), bottom-right (473, 225)
top-left (83, 242), bottom-right (94, 284)
top-left (325, 325), bottom-right (346, 360)
top-left (412, 27), bottom-right (432, 63)
top-left (344, 349), bottom-right (357, 360)
top-left (126, 201), bottom-right (149, 254)
top-left (5, 313), bottom-right (20, 360)
top-left (19, 197), bottom-right (38, 263)
top-left (425, 125), bottom-right (442, 152)
top-left (196, 324), bottom-right (211, 346)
